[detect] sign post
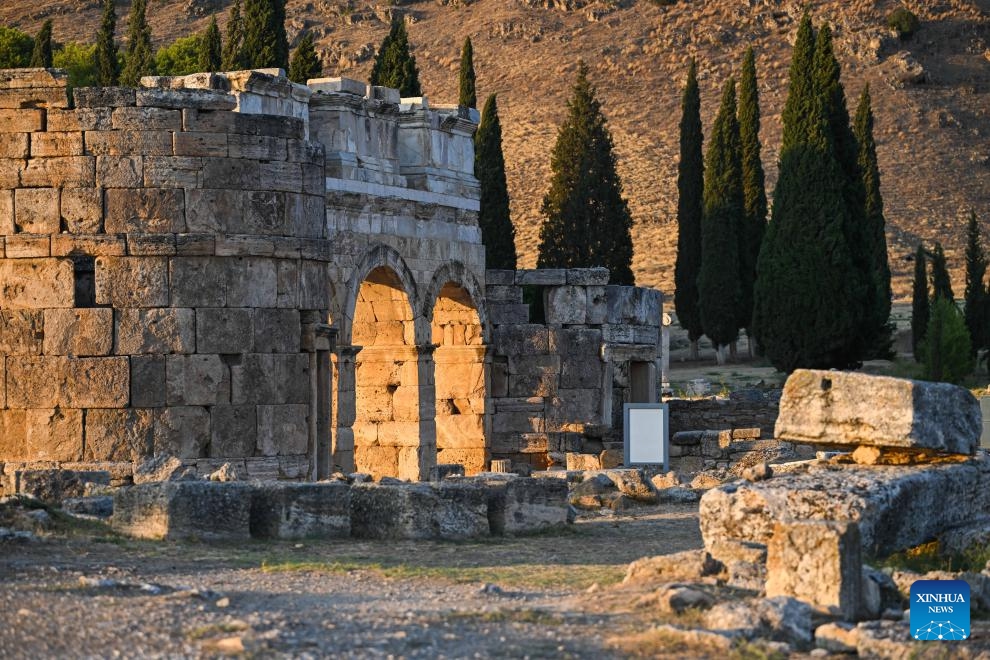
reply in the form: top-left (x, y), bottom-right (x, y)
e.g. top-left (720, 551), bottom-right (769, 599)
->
top-left (623, 403), bottom-right (668, 468)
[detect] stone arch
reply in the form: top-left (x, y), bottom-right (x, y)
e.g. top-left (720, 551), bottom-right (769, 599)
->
top-left (340, 243), bottom-right (423, 345)
top-left (426, 263), bottom-right (491, 474)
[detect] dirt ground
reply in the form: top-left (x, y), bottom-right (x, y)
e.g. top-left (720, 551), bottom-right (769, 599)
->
top-left (0, 504), bottom-right (714, 659)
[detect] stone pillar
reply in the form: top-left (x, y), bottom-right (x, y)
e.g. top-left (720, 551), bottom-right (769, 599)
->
top-left (303, 323), bottom-right (337, 480)
top-left (406, 343), bottom-right (439, 481)
top-left (661, 312), bottom-right (672, 396)
top-left (333, 345), bottom-right (361, 474)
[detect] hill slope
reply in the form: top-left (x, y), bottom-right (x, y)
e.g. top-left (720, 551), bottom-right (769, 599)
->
top-left (3, 0), bottom-right (989, 298)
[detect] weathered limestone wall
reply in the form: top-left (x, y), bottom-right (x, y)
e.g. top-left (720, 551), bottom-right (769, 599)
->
top-left (667, 397), bottom-right (780, 438)
top-left (0, 68), bottom-right (329, 480)
top-left (486, 268), bottom-right (663, 469)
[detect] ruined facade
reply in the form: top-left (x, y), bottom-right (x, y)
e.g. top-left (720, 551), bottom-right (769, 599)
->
top-left (0, 67), bottom-right (663, 484)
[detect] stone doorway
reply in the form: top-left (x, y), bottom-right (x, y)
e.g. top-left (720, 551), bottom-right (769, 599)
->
top-left (431, 283), bottom-right (489, 474)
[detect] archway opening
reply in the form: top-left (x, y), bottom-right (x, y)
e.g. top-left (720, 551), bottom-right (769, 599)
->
top-left (432, 282), bottom-right (488, 474)
top-left (352, 267), bottom-right (420, 480)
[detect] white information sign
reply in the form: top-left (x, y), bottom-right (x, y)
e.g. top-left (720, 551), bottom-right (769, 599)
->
top-left (623, 403), bottom-right (668, 467)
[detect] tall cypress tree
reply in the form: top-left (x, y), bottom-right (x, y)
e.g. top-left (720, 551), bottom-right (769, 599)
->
top-left (120, 0), bottom-right (154, 86)
top-left (222, 0), bottom-right (246, 70)
top-left (199, 15), bottom-right (223, 73)
top-left (242, 0), bottom-right (289, 70)
top-left (854, 85), bottom-right (894, 358)
top-left (912, 244), bottom-right (930, 360)
top-left (674, 60), bottom-right (705, 359)
top-left (288, 32), bottom-right (322, 83)
top-left (699, 78), bottom-right (744, 359)
top-left (964, 211), bottom-right (987, 355)
top-left (458, 37), bottom-right (476, 109)
top-left (737, 47), bottom-right (766, 338)
top-left (369, 18), bottom-right (422, 97)
top-left (780, 14), bottom-right (817, 152)
top-left (475, 94), bottom-right (516, 270)
top-left (537, 62), bottom-right (634, 284)
top-left (30, 20), bottom-right (53, 68)
top-left (931, 242), bottom-right (954, 302)
top-left (94, 0), bottom-right (119, 86)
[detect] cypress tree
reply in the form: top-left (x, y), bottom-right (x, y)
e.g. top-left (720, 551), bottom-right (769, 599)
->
top-left (737, 47), bottom-right (766, 338)
top-left (369, 18), bottom-right (421, 97)
top-left (288, 32), bottom-right (321, 83)
top-left (911, 244), bottom-right (929, 360)
top-left (964, 211), bottom-right (987, 356)
top-left (854, 84), bottom-right (894, 359)
top-left (673, 60), bottom-right (705, 359)
top-left (94, 0), bottom-right (119, 86)
top-left (780, 14), bottom-right (816, 151)
top-left (242, 0), bottom-right (289, 70)
top-left (199, 15), bottom-right (223, 73)
top-left (930, 242), bottom-right (954, 302)
top-left (30, 20), bottom-right (53, 68)
top-left (698, 78), bottom-right (744, 360)
top-left (537, 62), bottom-right (634, 284)
top-left (458, 37), bottom-right (476, 109)
top-left (222, 0), bottom-right (246, 70)
top-left (120, 0), bottom-right (154, 87)
top-left (475, 94), bottom-right (516, 270)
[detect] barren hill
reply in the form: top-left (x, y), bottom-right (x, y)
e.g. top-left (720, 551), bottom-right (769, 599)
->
top-left (3, 0), bottom-right (989, 298)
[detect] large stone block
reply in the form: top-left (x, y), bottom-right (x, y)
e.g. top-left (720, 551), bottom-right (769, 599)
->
top-left (0, 310), bottom-right (43, 354)
top-left (545, 286), bottom-right (587, 325)
top-left (776, 370), bottom-right (980, 454)
top-left (116, 308), bottom-right (196, 354)
top-left (184, 188), bottom-right (241, 232)
top-left (0, 109), bottom-right (44, 133)
top-left (257, 404), bottom-right (309, 456)
top-left (226, 257), bottom-right (277, 307)
top-left (104, 188), bottom-right (185, 233)
top-left (43, 308), bottom-right (113, 356)
top-left (209, 405), bottom-right (257, 458)
top-left (196, 308), bottom-right (254, 354)
top-left (84, 130), bottom-right (173, 156)
top-left (96, 155), bottom-right (143, 188)
top-left (14, 187), bottom-right (59, 233)
top-left (20, 156), bottom-right (95, 187)
top-left (350, 482), bottom-right (490, 540)
top-left (274, 354), bottom-right (310, 404)
top-left (31, 132), bottom-right (84, 157)
top-left (6, 469), bottom-right (110, 505)
top-left (0, 133), bottom-right (28, 159)
top-left (143, 156), bottom-right (201, 188)
top-left (48, 107), bottom-right (112, 132)
top-left (25, 408), bottom-right (84, 461)
top-left (173, 131), bottom-right (228, 157)
top-left (95, 257), bottom-right (169, 307)
top-left (166, 354), bottom-right (230, 406)
top-left (61, 357), bottom-right (130, 408)
top-left (5, 234), bottom-right (50, 258)
top-left (0, 258), bottom-right (74, 308)
top-left (112, 482), bottom-right (253, 541)
top-left (60, 188), bottom-right (103, 233)
top-left (487, 477), bottom-right (570, 535)
top-left (111, 106), bottom-right (181, 131)
top-left (241, 190), bottom-right (286, 234)
top-left (131, 355), bottom-right (166, 407)
top-left (493, 324), bottom-right (551, 356)
top-left (253, 309), bottom-right (301, 353)
top-left (249, 482), bottom-right (351, 540)
top-left (153, 406), bottom-right (211, 458)
top-left (0, 410), bottom-right (26, 459)
top-left (699, 457), bottom-right (990, 558)
top-left (230, 353), bottom-right (276, 404)
top-left (84, 408), bottom-right (156, 462)
top-left (170, 257), bottom-right (226, 307)
top-left (507, 355), bottom-right (559, 397)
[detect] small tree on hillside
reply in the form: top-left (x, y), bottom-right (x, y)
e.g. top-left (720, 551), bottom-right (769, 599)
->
top-left (222, 0), bottom-right (246, 70)
top-left (930, 241), bottom-right (954, 302)
top-left (922, 296), bottom-right (973, 384)
top-left (120, 0), bottom-right (155, 86)
top-left (198, 15), bottom-right (222, 72)
top-left (288, 32), bottom-right (321, 83)
top-left (474, 94), bottom-right (516, 270)
top-left (30, 20), bottom-right (54, 68)
top-left (964, 211), bottom-right (987, 356)
top-left (698, 77), bottom-right (743, 364)
top-left (674, 60), bottom-right (705, 360)
top-left (241, 0), bottom-right (289, 70)
top-left (737, 47), bottom-right (767, 347)
top-left (0, 27), bottom-right (34, 68)
top-left (369, 18), bottom-right (421, 97)
top-left (94, 0), bottom-right (119, 86)
top-left (911, 244), bottom-right (930, 360)
top-left (458, 37), bottom-right (476, 109)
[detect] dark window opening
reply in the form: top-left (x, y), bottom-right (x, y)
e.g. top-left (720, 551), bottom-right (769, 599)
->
top-left (522, 285), bottom-right (544, 324)
top-left (73, 256), bottom-right (96, 308)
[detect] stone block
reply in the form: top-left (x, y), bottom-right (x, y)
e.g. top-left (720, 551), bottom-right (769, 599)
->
top-left (61, 357), bottom-right (130, 408)
top-left (299, 261), bottom-right (331, 308)
top-left (104, 188), bottom-right (185, 233)
top-left (0, 133), bottom-right (28, 158)
top-left (226, 257), bottom-right (277, 307)
top-left (127, 233), bottom-right (177, 256)
top-left (0, 410), bottom-right (26, 459)
top-left (153, 406), bottom-right (211, 458)
top-left (507, 354), bottom-right (559, 397)
top-left (566, 453), bottom-right (602, 471)
top-left (227, 134), bottom-right (286, 160)
top-left (606, 286), bottom-right (662, 325)
top-left (49, 234), bottom-right (125, 257)
top-left (30, 132), bottom-right (84, 157)
top-left (249, 482), bottom-right (352, 539)
top-left (493, 324), bottom-right (550, 355)
top-left (173, 131), bottom-right (228, 157)
top-left (545, 285), bottom-right (588, 325)
top-left (0, 189), bottom-right (11, 233)
top-left (766, 520), bottom-right (863, 620)
top-left (6, 469), bottom-right (109, 505)
top-left (309, 77), bottom-right (366, 94)
top-left (43, 308), bottom-right (113, 356)
top-left (547, 388), bottom-right (601, 428)
top-left (0, 87), bottom-right (68, 109)
top-left (74, 87), bottom-right (135, 108)
top-left (166, 354), bottom-right (230, 406)
top-left (0, 310), bottom-right (43, 354)
top-left (566, 268), bottom-right (610, 285)
top-left (60, 188), bottom-right (103, 233)
top-left (84, 409), bottom-right (156, 462)
top-left (14, 188), bottom-right (59, 233)
top-left (95, 257), bottom-right (169, 307)
top-left (5, 234), bottom-right (50, 258)
top-left (111, 107), bottom-right (181, 131)
top-left (253, 308), bottom-right (301, 353)
top-left (84, 130), bottom-right (173, 156)
top-left (210, 405), bottom-right (257, 458)
top-left (131, 355), bottom-right (166, 408)
top-left (6, 356), bottom-right (59, 407)
top-left (176, 233), bottom-right (215, 256)
top-left (0, 259), bottom-right (75, 310)
top-left (776, 370), bottom-right (980, 454)
top-left (202, 157), bottom-right (260, 189)
top-left (488, 303), bottom-right (529, 325)
top-left (235, 190), bottom-right (285, 234)
top-left (112, 482), bottom-right (253, 541)
top-left (196, 308), bottom-right (254, 354)
top-left (116, 308), bottom-right (196, 354)
top-left (20, 156), bottom-right (95, 188)
top-left (48, 108), bottom-right (112, 132)
top-left (136, 88), bottom-right (236, 110)
top-left (25, 408), bottom-right (84, 461)
top-left (143, 156), bottom-right (201, 188)
top-left (169, 257), bottom-right (226, 307)
top-left (487, 477), bottom-right (570, 535)
top-left (516, 269), bottom-right (566, 286)
top-left (0, 109), bottom-right (44, 133)
top-left (230, 354), bottom-right (276, 404)
top-left (285, 193), bottom-right (325, 238)
top-left (275, 353), bottom-right (310, 401)
top-left (96, 155), bottom-right (143, 188)
top-left (257, 404), bottom-right (309, 456)
top-left (350, 482), bottom-right (490, 540)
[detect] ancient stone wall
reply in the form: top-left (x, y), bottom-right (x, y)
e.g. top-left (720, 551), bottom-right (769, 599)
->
top-left (667, 397), bottom-right (780, 439)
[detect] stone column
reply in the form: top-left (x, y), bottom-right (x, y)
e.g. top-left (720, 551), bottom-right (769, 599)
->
top-left (333, 345), bottom-right (361, 474)
top-left (661, 312), bottom-right (672, 396)
top-left (303, 323), bottom-right (337, 480)
top-left (403, 343), bottom-right (438, 481)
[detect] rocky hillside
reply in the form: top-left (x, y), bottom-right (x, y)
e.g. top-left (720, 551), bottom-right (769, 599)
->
top-left (3, 0), bottom-right (989, 298)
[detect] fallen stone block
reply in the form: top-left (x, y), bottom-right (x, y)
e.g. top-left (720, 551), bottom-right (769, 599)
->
top-left (704, 596), bottom-right (813, 650)
top-left (487, 477), bottom-right (569, 536)
top-left (598, 468), bottom-right (657, 503)
top-left (350, 482), bottom-right (489, 540)
top-left (938, 517), bottom-right (990, 557)
top-left (565, 453), bottom-right (601, 471)
top-left (429, 463), bottom-right (465, 481)
top-left (4, 469), bottom-right (110, 505)
top-left (62, 495), bottom-right (113, 519)
top-left (623, 549), bottom-right (723, 586)
top-left (654, 587), bottom-right (715, 614)
top-left (132, 454), bottom-right (196, 484)
top-left (112, 481), bottom-right (252, 540)
top-left (249, 482), bottom-right (350, 540)
top-left (700, 456), bottom-right (990, 558)
top-left (775, 369), bottom-right (980, 455)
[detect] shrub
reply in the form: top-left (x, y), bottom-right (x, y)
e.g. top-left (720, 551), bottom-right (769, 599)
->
top-left (155, 35), bottom-right (202, 77)
top-left (921, 297), bottom-right (974, 384)
top-left (888, 7), bottom-right (920, 40)
top-left (0, 25), bottom-right (34, 68)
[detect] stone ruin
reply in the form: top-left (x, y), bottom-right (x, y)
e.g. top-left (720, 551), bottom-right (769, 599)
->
top-left (0, 67), bottom-right (665, 497)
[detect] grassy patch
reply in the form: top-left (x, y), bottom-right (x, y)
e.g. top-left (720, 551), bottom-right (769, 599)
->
top-left (444, 608), bottom-right (567, 626)
top-left (873, 540), bottom-right (990, 574)
top-left (187, 620), bottom-right (250, 641)
top-left (608, 627), bottom-right (732, 657)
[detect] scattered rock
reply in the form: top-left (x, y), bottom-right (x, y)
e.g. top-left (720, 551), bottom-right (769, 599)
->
top-left (568, 473), bottom-right (614, 509)
top-left (4, 470), bottom-right (111, 506)
top-left (705, 597), bottom-right (813, 649)
top-left (348, 473), bottom-right (372, 484)
top-left (600, 469), bottom-right (658, 503)
top-left (690, 473), bottom-right (723, 490)
top-left (938, 517), bottom-right (990, 557)
top-left (207, 463), bottom-right (242, 482)
top-left (646, 625), bottom-right (734, 652)
top-left (599, 449), bottom-right (623, 469)
top-left (133, 455), bottom-right (190, 485)
top-left (656, 586), bottom-right (715, 614)
top-left (814, 622), bottom-right (858, 653)
top-left (624, 550), bottom-right (722, 586)
top-left (656, 487), bottom-right (699, 504)
top-left (891, 50), bottom-right (927, 85)
top-left (741, 462), bottom-right (773, 482)
top-left (650, 471), bottom-right (686, 490)
top-left (62, 496), bottom-right (114, 519)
